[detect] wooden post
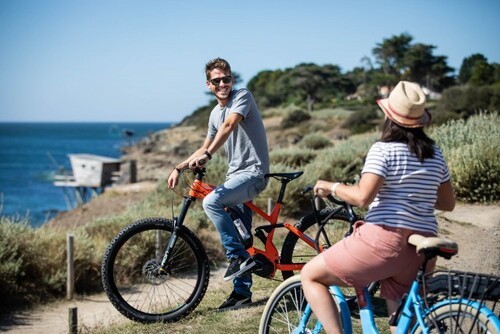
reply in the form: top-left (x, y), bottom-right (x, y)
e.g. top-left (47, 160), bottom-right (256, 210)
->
top-left (268, 198), bottom-right (272, 215)
top-left (68, 307), bottom-right (77, 334)
top-left (67, 234), bottom-right (75, 300)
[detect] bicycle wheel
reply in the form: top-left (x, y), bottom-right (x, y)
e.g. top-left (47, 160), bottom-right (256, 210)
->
top-left (281, 207), bottom-right (351, 280)
top-left (412, 302), bottom-right (500, 333)
top-left (280, 208), bottom-right (379, 309)
top-left (101, 217), bottom-right (210, 323)
top-left (259, 275), bottom-right (322, 334)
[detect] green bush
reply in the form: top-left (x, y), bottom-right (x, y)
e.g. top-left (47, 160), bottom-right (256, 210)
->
top-left (433, 112), bottom-right (499, 202)
top-left (436, 85), bottom-right (499, 120)
top-left (342, 106), bottom-right (380, 134)
top-left (270, 147), bottom-right (317, 167)
top-left (300, 133), bottom-right (332, 150)
top-left (0, 218), bottom-right (66, 312)
top-left (280, 132), bottom-right (379, 217)
top-left (281, 108), bottom-right (311, 128)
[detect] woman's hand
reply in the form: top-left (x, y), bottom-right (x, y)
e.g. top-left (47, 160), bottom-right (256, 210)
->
top-left (313, 180), bottom-right (335, 198)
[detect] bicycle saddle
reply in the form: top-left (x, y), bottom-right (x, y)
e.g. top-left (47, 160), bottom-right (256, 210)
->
top-left (265, 171), bottom-right (303, 180)
top-left (408, 234), bottom-right (458, 259)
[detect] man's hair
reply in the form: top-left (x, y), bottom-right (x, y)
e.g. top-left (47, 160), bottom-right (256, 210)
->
top-left (380, 118), bottom-right (435, 162)
top-left (205, 57), bottom-right (232, 80)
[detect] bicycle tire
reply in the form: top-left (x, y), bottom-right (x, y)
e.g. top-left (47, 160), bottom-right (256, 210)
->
top-left (259, 275), bottom-right (322, 334)
top-left (101, 217), bottom-right (210, 323)
top-left (280, 208), bottom-right (379, 310)
top-left (280, 207), bottom-right (351, 280)
top-left (412, 301), bottom-right (500, 333)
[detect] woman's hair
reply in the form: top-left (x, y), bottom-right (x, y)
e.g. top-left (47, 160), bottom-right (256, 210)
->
top-left (205, 57), bottom-right (232, 80)
top-left (380, 118), bottom-right (435, 162)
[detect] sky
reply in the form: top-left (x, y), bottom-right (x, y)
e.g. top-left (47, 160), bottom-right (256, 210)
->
top-left (1, 0), bottom-right (499, 123)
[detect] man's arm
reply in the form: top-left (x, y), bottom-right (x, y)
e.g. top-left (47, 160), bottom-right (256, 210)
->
top-left (189, 113), bottom-right (243, 168)
top-left (167, 137), bottom-right (213, 188)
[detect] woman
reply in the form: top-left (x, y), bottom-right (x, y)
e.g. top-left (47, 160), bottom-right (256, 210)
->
top-left (301, 81), bottom-right (455, 333)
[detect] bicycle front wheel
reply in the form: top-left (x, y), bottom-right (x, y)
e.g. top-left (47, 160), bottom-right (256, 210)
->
top-left (259, 275), bottom-right (322, 334)
top-left (101, 217), bottom-right (210, 323)
top-left (412, 302), bottom-right (500, 333)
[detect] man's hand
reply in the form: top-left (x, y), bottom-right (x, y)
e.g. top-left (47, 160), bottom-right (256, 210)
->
top-left (167, 169), bottom-right (180, 188)
top-left (188, 153), bottom-right (209, 169)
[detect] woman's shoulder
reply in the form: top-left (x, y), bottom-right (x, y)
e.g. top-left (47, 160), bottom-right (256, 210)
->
top-left (370, 141), bottom-right (407, 151)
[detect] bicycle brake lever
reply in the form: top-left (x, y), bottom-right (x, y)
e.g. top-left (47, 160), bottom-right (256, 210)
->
top-left (301, 186), bottom-right (313, 195)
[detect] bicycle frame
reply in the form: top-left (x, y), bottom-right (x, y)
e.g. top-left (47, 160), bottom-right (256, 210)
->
top-left (297, 271), bottom-right (500, 334)
top-left (167, 168), bottom-right (319, 278)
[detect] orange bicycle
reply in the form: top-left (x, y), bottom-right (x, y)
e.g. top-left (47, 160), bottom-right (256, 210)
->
top-left (101, 167), bottom-right (357, 323)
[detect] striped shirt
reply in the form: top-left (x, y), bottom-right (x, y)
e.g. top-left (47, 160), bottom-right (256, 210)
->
top-left (362, 141), bottom-right (450, 235)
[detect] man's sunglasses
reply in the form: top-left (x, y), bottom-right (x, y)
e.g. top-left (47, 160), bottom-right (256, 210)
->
top-left (209, 76), bottom-right (232, 86)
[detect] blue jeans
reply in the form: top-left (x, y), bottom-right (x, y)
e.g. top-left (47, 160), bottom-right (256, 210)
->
top-left (202, 173), bottom-right (268, 298)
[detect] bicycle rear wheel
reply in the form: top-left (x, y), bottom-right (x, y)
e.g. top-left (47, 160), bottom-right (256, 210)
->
top-left (280, 207), bottom-right (351, 279)
top-left (259, 275), bottom-right (322, 334)
top-left (280, 208), bottom-right (379, 309)
top-left (412, 301), bottom-right (500, 333)
top-left (101, 217), bottom-right (210, 323)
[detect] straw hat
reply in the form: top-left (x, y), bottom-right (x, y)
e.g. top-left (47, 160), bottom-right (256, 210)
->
top-left (377, 81), bottom-right (431, 128)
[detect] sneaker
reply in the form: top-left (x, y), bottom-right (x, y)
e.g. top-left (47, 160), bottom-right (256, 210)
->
top-left (217, 291), bottom-right (252, 311)
top-left (223, 257), bottom-right (256, 281)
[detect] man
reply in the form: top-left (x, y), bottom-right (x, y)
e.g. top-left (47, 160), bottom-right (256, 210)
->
top-left (167, 57), bottom-right (270, 311)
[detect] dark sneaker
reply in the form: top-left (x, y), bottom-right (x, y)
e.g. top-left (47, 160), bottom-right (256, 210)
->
top-left (223, 257), bottom-right (256, 281)
top-left (217, 291), bottom-right (252, 311)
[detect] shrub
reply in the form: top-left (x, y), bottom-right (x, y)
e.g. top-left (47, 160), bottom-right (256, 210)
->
top-left (300, 133), bottom-right (332, 150)
top-left (342, 106), bottom-right (379, 134)
top-left (436, 85), bottom-right (496, 120)
top-left (433, 112), bottom-right (499, 202)
top-left (270, 147), bottom-right (317, 167)
top-left (0, 218), bottom-right (66, 312)
top-left (280, 132), bottom-right (379, 217)
top-left (281, 108), bottom-right (311, 129)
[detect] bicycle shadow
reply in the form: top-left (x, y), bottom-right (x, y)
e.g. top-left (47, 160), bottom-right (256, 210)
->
top-left (349, 295), bottom-right (388, 319)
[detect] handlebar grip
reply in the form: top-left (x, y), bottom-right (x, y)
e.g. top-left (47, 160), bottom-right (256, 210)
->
top-left (326, 195), bottom-right (357, 222)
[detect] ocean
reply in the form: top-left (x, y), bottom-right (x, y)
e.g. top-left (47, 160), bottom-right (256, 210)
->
top-left (0, 122), bottom-right (171, 227)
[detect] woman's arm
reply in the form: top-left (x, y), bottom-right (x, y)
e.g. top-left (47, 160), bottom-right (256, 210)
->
top-left (434, 181), bottom-right (455, 211)
top-left (313, 173), bottom-right (384, 209)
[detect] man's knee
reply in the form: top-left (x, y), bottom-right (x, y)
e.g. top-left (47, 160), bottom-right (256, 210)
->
top-left (202, 194), bottom-right (219, 211)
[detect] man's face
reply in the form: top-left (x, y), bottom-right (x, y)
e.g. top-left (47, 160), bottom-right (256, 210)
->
top-left (206, 68), bottom-right (233, 103)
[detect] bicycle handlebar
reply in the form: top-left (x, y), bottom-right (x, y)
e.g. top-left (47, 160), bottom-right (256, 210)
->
top-left (302, 185), bottom-right (358, 223)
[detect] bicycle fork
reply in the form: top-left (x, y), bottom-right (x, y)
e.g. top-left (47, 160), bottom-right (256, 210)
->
top-left (159, 196), bottom-right (194, 272)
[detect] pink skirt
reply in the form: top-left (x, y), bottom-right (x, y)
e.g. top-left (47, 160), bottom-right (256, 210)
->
top-left (322, 222), bottom-right (435, 300)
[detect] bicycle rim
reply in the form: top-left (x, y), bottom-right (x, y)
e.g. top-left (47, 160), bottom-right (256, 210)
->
top-left (280, 208), bottom-right (351, 280)
top-left (412, 302), bottom-right (500, 333)
top-left (280, 208), bottom-right (379, 310)
top-left (101, 217), bottom-right (210, 323)
top-left (260, 275), bottom-right (322, 334)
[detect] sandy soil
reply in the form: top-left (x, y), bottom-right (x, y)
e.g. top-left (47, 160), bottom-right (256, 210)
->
top-left (1, 184), bottom-right (498, 333)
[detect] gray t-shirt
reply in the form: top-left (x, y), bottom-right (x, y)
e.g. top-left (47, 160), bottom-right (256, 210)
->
top-left (207, 88), bottom-right (270, 178)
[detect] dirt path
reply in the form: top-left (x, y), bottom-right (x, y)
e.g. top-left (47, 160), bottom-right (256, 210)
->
top-left (1, 203), bottom-right (498, 333)
top-left (0, 266), bottom-right (228, 334)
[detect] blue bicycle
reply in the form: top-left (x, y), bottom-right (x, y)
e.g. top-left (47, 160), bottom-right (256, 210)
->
top-left (259, 200), bottom-right (500, 333)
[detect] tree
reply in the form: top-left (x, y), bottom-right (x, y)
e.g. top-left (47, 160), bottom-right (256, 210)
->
top-left (372, 33), bottom-right (413, 79)
top-left (468, 60), bottom-right (495, 86)
top-left (458, 54), bottom-right (488, 84)
top-left (247, 69), bottom-right (288, 108)
top-left (278, 63), bottom-right (352, 112)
